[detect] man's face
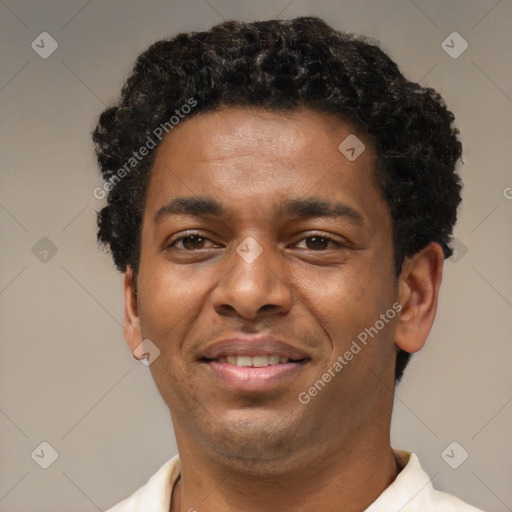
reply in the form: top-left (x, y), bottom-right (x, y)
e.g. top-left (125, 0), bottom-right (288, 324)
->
top-left (130, 107), bottom-right (399, 469)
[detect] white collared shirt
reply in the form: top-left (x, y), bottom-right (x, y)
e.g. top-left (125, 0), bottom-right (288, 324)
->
top-left (105, 450), bottom-right (484, 511)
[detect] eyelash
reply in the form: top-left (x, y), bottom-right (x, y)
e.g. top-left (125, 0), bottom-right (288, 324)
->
top-left (167, 231), bottom-right (344, 251)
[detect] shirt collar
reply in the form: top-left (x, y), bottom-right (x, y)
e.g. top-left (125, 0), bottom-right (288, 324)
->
top-left (125, 449), bottom-right (457, 511)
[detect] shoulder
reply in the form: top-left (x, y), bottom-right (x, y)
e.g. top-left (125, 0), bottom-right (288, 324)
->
top-left (105, 455), bottom-right (181, 512)
top-left (428, 485), bottom-right (486, 511)
top-left (366, 450), bottom-right (485, 511)
top-left (410, 453), bottom-right (484, 511)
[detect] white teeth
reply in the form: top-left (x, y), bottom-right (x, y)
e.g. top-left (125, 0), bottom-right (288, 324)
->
top-left (252, 356), bottom-right (269, 367)
top-left (236, 356), bottom-right (252, 367)
top-left (219, 355), bottom-right (292, 367)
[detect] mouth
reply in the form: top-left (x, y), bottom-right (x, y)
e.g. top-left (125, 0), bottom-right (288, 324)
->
top-left (199, 335), bottom-right (311, 393)
top-left (209, 354), bottom-right (301, 367)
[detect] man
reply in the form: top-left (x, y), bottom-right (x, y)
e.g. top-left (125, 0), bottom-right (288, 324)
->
top-left (93, 16), bottom-right (483, 512)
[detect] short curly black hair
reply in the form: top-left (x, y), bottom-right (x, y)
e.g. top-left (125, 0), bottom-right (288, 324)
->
top-left (92, 16), bottom-right (462, 383)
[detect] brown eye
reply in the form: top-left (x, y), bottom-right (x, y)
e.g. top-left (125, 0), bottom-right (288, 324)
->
top-left (305, 236), bottom-right (330, 250)
top-left (169, 233), bottom-right (213, 250)
top-left (296, 235), bottom-right (340, 251)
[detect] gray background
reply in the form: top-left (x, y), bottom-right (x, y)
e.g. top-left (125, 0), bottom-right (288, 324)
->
top-left (1, 1), bottom-right (511, 511)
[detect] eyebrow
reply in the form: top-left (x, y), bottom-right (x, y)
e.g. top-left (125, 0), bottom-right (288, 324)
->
top-left (153, 196), bottom-right (364, 225)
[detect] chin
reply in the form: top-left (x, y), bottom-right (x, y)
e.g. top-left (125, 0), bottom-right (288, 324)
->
top-left (199, 409), bottom-right (308, 472)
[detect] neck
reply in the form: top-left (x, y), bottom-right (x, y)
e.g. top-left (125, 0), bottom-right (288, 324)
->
top-left (170, 433), bottom-right (399, 512)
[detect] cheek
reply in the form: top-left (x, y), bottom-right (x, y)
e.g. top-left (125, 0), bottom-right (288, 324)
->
top-left (137, 259), bottom-right (208, 343)
top-left (307, 257), bottom-right (395, 350)
top-left (138, 265), bottom-right (210, 404)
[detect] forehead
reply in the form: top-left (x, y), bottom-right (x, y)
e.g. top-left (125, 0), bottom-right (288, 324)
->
top-left (144, 106), bottom-right (385, 228)
top-left (153, 106), bottom-right (370, 167)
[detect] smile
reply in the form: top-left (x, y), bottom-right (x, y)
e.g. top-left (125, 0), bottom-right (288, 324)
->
top-left (216, 355), bottom-right (294, 367)
top-left (199, 335), bottom-right (311, 392)
top-left (201, 357), bottom-right (310, 393)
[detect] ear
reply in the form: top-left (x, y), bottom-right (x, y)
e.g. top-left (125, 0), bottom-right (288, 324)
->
top-left (123, 266), bottom-right (143, 355)
top-left (394, 242), bottom-right (444, 354)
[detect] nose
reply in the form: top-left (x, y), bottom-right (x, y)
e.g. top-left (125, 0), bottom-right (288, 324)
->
top-left (211, 238), bottom-right (293, 321)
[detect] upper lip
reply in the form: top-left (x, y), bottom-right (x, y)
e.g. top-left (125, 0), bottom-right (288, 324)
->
top-left (201, 335), bottom-right (309, 361)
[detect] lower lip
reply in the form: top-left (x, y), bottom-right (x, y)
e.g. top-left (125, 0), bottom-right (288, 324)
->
top-left (203, 360), bottom-right (307, 392)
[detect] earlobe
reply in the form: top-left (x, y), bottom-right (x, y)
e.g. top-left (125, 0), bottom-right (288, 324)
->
top-left (123, 266), bottom-right (142, 353)
top-left (394, 242), bottom-right (445, 354)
